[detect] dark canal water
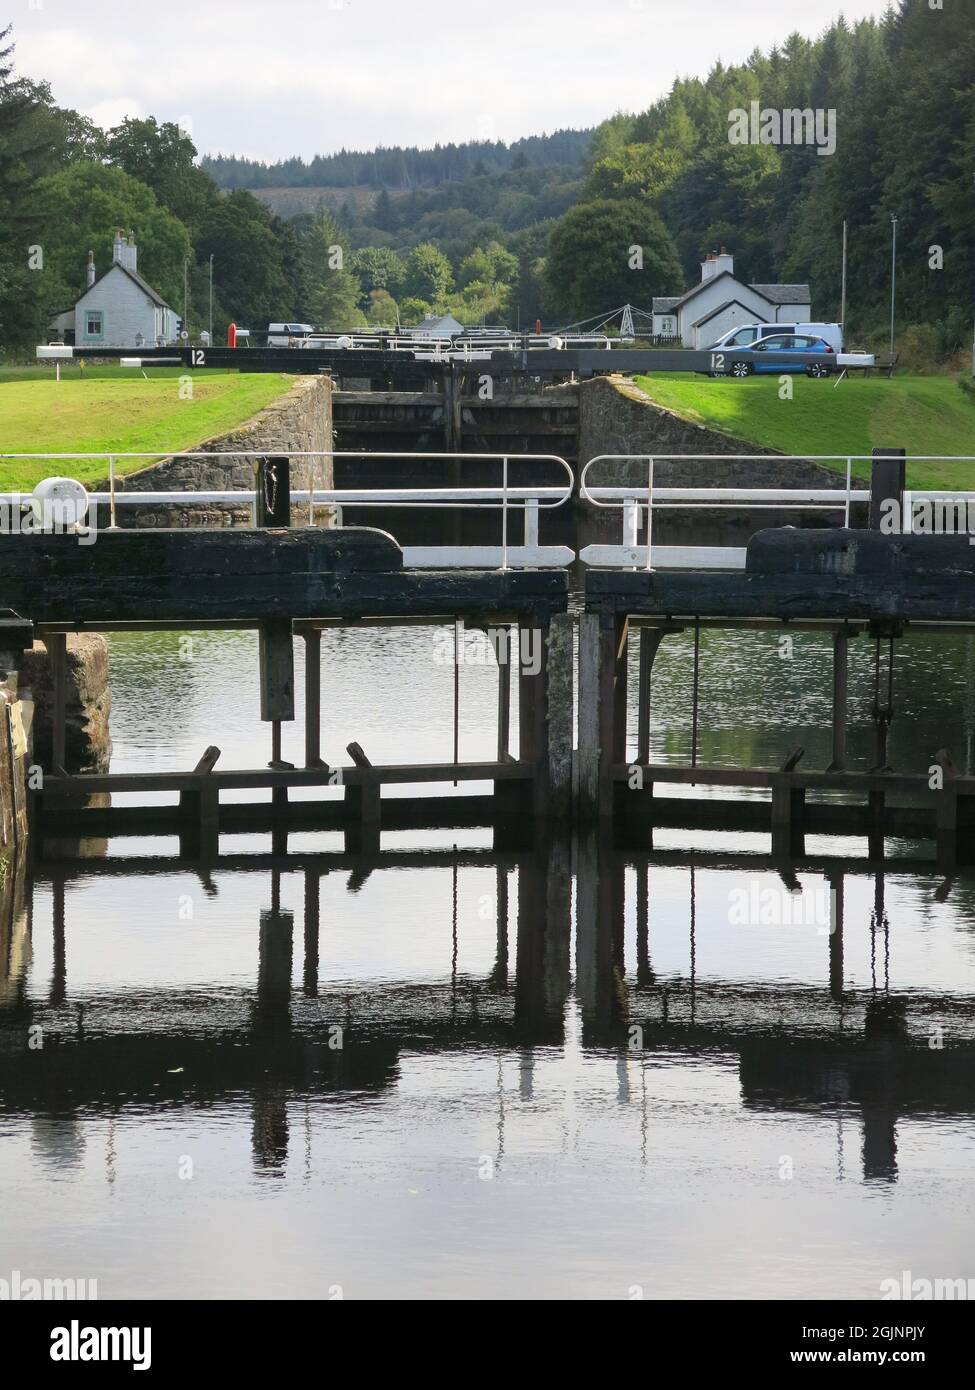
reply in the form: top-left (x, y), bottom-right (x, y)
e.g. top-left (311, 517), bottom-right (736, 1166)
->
top-left (2, 622), bottom-right (975, 1299)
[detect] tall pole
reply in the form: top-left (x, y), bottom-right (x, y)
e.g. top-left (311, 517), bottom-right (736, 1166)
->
top-left (840, 218), bottom-right (847, 332)
top-left (889, 214), bottom-right (898, 358)
top-left (183, 258), bottom-right (189, 337)
top-left (209, 254), bottom-right (214, 343)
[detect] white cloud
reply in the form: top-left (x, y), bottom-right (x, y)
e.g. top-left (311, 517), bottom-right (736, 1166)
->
top-left (9, 0), bottom-right (896, 161)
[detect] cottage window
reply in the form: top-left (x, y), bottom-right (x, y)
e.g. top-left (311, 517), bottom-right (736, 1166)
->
top-left (85, 311), bottom-right (104, 338)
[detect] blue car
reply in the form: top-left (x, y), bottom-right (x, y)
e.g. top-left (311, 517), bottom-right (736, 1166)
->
top-left (724, 333), bottom-right (837, 377)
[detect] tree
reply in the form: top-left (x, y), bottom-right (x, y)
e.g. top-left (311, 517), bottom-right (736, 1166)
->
top-left (545, 198), bottom-right (683, 320)
top-left (352, 246), bottom-right (406, 300)
top-left (365, 289), bottom-right (399, 326)
top-left (33, 162), bottom-right (193, 325)
top-left (0, 27), bottom-right (46, 351)
top-left (300, 206), bottom-right (365, 329)
top-left (106, 117), bottom-right (216, 232)
top-left (197, 189), bottom-right (292, 329)
top-left (403, 242), bottom-right (453, 304)
top-left (459, 242), bottom-right (517, 289)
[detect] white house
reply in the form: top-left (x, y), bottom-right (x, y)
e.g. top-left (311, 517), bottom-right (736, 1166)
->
top-left (50, 232), bottom-right (179, 349)
top-left (652, 249), bottom-right (811, 349)
top-left (405, 311), bottom-right (465, 339)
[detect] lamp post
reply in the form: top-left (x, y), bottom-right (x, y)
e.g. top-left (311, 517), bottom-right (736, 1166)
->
top-left (889, 214), bottom-right (898, 358)
top-left (839, 218), bottom-right (847, 331)
top-left (209, 254), bottom-right (214, 344)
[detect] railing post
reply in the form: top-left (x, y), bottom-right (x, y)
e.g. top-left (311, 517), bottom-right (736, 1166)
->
top-left (108, 456), bottom-right (118, 530)
top-left (645, 456), bottom-right (654, 570)
top-left (303, 628), bottom-right (324, 768)
top-left (500, 456), bottom-right (509, 571)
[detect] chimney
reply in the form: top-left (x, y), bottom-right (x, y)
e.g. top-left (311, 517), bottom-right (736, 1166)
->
top-left (713, 246), bottom-right (735, 279)
top-left (113, 229), bottom-right (125, 265)
top-left (121, 234), bottom-right (138, 273)
top-left (86, 250), bottom-right (96, 289)
top-left (700, 251), bottom-right (718, 282)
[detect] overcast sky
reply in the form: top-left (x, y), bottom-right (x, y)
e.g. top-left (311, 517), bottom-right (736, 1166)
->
top-left (10, 0), bottom-right (894, 162)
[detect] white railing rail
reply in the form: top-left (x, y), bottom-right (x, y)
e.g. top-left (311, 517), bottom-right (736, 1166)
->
top-left (579, 455), bottom-right (975, 569)
top-left (0, 450), bottom-right (575, 571)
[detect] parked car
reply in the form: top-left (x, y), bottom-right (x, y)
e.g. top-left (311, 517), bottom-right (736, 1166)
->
top-left (722, 333), bottom-right (838, 377)
top-left (708, 321), bottom-right (844, 352)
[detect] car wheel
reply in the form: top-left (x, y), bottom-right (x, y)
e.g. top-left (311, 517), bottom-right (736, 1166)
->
top-left (806, 363), bottom-right (830, 378)
top-left (730, 361), bottom-right (752, 378)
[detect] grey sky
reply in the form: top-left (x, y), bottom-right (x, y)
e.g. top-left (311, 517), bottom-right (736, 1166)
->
top-left (11, 0), bottom-right (894, 162)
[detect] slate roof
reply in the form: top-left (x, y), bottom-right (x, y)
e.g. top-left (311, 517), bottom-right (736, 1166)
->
top-left (750, 283), bottom-right (811, 305)
top-left (76, 262), bottom-right (173, 310)
top-left (668, 271), bottom-right (811, 313)
top-left (652, 297), bottom-right (681, 313)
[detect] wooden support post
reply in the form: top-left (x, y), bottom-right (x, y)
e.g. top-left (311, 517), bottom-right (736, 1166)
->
top-left (46, 633), bottom-right (67, 773)
top-left (827, 871), bottom-right (844, 1002)
top-left (496, 625), bottom-right (511, 761)
top-left (344, 741), bottom-right (380, 854)
top-left (303, 867), bottom-right (320, 997)
top-left (519, 615), bottom-right (551, 820)
top-left (255, 455), bottom-right (292, 528)
top-left (868, 447), bottom-right (906, 531)
top-left (178, 746), bottom-right (221, 858)
top-left (547, 613), bottom-right (574, 822)
top-left (934, 750), bottom-right (958, 872)
top-left (637, 629), bottom-right (654, 764)
top-left (828, 627), bottom-right (850, 771)
top-left (596, 616), bottom-right (628, 822)
top-left (198, 781), bottom-right (220, 859)
top-left (255, 456), bottom-right (295, 787)
top-left (303, 629), bottom-right (323, 768)
top-left (577, 613), bottom-right (601, 822)
top-left (260, 620), bottom-right (295, 726)
top-left (868, 791), bottom-right (885, 862)
top-left (771, 770), bottom-right (805, 859)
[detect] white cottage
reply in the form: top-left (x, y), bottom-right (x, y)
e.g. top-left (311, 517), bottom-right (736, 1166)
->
top-left (652, 250), bottom-right (811, 349)
top-left (405, 312), bottom-right (465, 339)
top-left (50, 233), bottom-right (179, 349)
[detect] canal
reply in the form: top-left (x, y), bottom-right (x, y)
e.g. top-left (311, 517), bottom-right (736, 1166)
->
top-left (2, 619), bottom-right (975, 1299)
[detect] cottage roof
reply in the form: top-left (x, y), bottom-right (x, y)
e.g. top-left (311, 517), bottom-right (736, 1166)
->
top-left (76, 262), bottom-right (173, 311)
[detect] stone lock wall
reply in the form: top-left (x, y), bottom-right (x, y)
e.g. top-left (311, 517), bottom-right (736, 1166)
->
top-left (576, 376), bottom-right (852, 547)
top-left (18, 635), bottom-right (112, 774)
top-left (105, 375), bottom-right (335, 528)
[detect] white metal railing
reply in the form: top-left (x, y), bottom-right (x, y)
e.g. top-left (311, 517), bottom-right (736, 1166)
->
top-left (0, 449), bottom-right (575, 571)
top-left (579, 455), bottom-right (975, 569)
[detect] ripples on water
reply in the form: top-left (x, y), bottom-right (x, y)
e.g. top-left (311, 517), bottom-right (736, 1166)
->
top-left (2, 626), bottom-right (975, 1298)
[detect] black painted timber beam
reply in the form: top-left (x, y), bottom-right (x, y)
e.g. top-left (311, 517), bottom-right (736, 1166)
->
top-left (0, 527), bottom-right (568, 625)
top-left (586, 528), bottom-right (975, 625)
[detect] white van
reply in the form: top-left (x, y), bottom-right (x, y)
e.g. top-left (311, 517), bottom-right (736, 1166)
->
top-left (267, 322), bottom-right (316, 347)
top-left (708, 322), bottom-right (844, 352)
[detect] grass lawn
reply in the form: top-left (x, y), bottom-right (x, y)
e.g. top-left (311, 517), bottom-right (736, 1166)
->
top-left (632, 373), bottom-right (975, 488)
top-left (0, 369), bottom-right (296, 489)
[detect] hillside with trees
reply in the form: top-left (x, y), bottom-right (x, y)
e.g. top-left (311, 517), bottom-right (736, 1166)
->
top-left (1, 1), bottom-right (973, 359)
top-left (562, 0), bottom-right (975, 354)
